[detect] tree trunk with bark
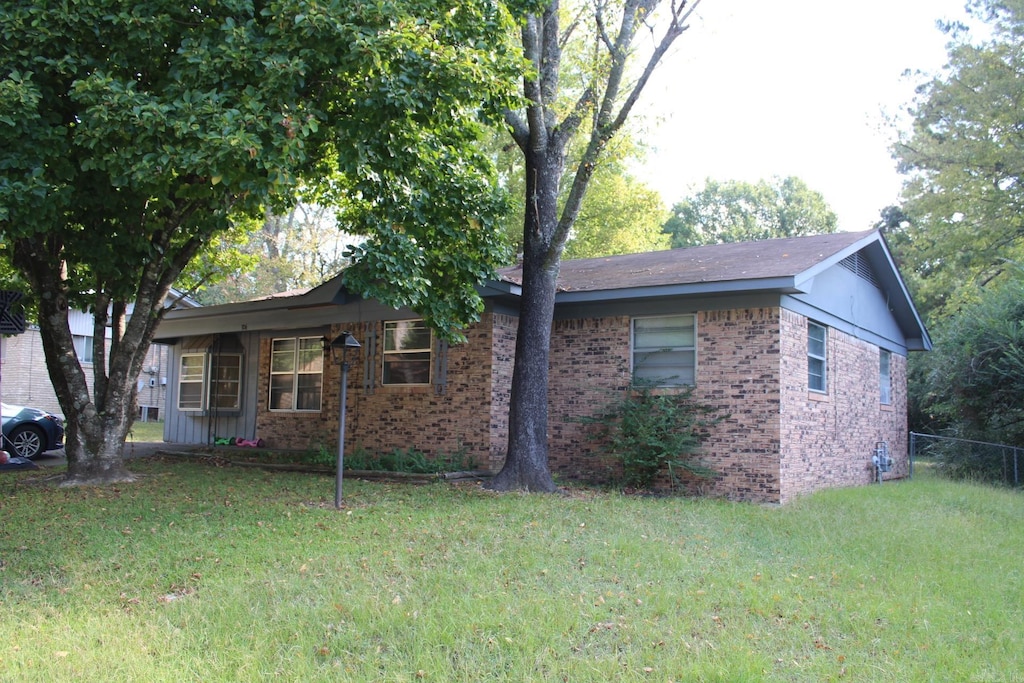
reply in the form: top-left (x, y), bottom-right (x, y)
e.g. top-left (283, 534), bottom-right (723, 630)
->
top-left (14, 231), bottom-right (194, 487)
top-left (487, 0), bottom-right (701, 492)
top-left (488, 147), bottom-right (564, 492)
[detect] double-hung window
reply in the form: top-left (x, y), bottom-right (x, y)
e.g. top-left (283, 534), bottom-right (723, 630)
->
top-left (178, 354), bottom-right (207, 411)
top-left (879, 349), bottom-right (892, 405)
top-left (270, 337), bottom-right (324, 411)
top-left (807, 321), bottom-right (827, 393)
top-left (210, 355), bottom-right (243, 410)
top-left (177, 353), bottom-right (243, 411)
top-left (383, 320), bottom-right (432, 385)
top-left (632, 314), bottom-right (696, 386)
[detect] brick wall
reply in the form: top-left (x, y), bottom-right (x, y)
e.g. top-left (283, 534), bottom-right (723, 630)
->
top-left (254, 318), bottom-right (500, 468)
top-left (545, 316), bottom-right (632, 481)
top-left (252, 333), bottom-right (343, 453)
top-left (488, 314), bottom-right (518, 470)
top-left (778, 308), bottom-right (908, 503)
top-left (540, 306), bottom-right (907, 504)
top-left (690, 308), bottom-right (783, 501)
top-left (539, 309), bottom-right (785, 499)
top-left (247, 305), bottom-right (908, 504)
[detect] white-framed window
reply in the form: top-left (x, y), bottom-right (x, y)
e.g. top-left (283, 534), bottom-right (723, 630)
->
top-left (879, 349), bottom-right (892, 405)
top-left (631, 314), bottom-right (696, 386)
top-left (270, 337), bottom-right (323, 411)
top-left (73, 334), bottom-right (94, 364)
top-left (177, 353), bottom-right (243, 411)
top-left (210, 354), bottom-right (243, 410)
top-left (178, 353), bottom-right (207, 411)
top-left (383, 320), bottom-right (432, 385)
top-left (807, 321), bottom-right (827, 393)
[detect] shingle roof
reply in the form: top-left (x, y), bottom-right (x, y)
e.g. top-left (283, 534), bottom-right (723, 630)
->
top-left (498, 230), bottom-right (875, 292)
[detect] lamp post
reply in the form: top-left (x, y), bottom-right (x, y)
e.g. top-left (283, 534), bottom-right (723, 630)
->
top-left (330, 332), bottom-right (361, 508)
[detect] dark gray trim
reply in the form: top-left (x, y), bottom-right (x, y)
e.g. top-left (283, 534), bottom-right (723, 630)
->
top-left (552, 277), bottom-right (803, 305)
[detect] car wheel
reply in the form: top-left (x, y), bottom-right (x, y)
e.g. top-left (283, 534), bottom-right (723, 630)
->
top-left (8, 425), bottom-right (45, 459)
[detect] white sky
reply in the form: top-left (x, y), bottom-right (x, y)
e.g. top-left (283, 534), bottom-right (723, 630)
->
top-left (634, 0), bottom-right (974, 231)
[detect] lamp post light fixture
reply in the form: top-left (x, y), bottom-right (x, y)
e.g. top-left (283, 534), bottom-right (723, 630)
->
top-left (329, 331), bottom-right (361, 508)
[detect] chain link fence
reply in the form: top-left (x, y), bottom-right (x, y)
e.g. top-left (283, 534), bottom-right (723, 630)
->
top-left (910, 432), bottom-right (1022, 486)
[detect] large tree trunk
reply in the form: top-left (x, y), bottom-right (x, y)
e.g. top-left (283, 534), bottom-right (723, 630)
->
top-left (62, 414), bottom-right (136, 486)
top-left (15, 234), bottom-right (180, 486)
top-left (487, 136), bottom-right (564, 492)
top-left (488, 250), bottom-right (560, 492)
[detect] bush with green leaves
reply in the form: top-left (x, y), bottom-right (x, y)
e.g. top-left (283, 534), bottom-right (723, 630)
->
top-left (579, 382), bottom-right (721, 490)
top-left (917, 267), bottom-right (1024, 479)
top-left (922, 272), bottom-right (1024, 439)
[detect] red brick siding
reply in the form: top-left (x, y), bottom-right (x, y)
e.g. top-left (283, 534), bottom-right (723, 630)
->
top-left (252, 334), bottom-right (341, 451)
top-left (488, 314), bottom-right (518, 470)
top-left (249, 306), bottom-right (908, 504)
top-left (545, 317), bottom-right (632, 481)
top-left (689, 308), bottom-right (783, 501)
top-left (541, 307), bottom-right (908, 504)
top-left (778, 308), bottom-right (908, 503)
top-left (254, 318), bottom-right (500, 468)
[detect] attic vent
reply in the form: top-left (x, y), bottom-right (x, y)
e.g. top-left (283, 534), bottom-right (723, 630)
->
top-left (840, 252), bottom-right (880, 288)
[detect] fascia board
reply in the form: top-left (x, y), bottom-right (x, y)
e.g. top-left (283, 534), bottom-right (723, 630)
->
top-left (551, 277), bottom-right (804, 304)
top-left (477, 280), bottom-right (522, 298)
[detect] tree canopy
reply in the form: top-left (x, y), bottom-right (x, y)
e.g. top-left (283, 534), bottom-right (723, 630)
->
top-left (0, 0), bottom-right (522, 483)
top-left (562, 168), bottom-right (669, 259)
top-left (891, 0), bottom-right (1024, 318)
top-left (487, 114), bottom-right (670, 261)
top-left (662, 176), bottom-right (838, 248)
top-left (193, 204), bottom-right (358, 305)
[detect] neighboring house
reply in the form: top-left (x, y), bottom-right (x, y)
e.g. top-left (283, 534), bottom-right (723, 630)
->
top-left (0, 291), bottom-right (198, 422)
top-left (153, 230), bottom-right (931, 503)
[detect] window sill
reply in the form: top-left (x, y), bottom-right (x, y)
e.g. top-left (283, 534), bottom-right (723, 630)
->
top-left (381, 384), bottom-right (433, 391)
top-left (807, 391), bottom-right (829, 402)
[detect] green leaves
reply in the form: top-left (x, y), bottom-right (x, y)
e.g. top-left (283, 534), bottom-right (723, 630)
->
top-left (893, 0), bottom-right (1024, 318)
top-left (915, 269), bottom-right (1024, 475)
top-left (578, 382), bottom-right (722, 490)
top-left (0, 0), bottom-right (522, 324)
top-left (663, 176), bottom-right (839, 248)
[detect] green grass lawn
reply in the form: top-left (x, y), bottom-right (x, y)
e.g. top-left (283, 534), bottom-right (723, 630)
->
top-left (126, 420), bottom-right (164, 442)
top-left (0, 460), bottom-right (1020, 682)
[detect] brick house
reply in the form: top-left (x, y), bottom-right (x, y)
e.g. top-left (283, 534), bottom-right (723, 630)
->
top-left (153, 230), bottom-right (931, 503)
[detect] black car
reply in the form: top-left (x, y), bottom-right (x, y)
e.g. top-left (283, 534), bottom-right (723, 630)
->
top-left (2, 403), bottom-right (65, 459)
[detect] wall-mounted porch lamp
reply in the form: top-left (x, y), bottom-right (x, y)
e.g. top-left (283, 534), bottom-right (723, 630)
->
top-left (329, 332), bottom-right (361, 508)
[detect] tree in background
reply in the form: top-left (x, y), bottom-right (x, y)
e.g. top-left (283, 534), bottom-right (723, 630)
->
top-left (488, 0), bottom-right (703, 492)
top-left (489, 125), bottom-right (669, 261)
top-left (195, 203), bottom-right (358, 305)
top-left (892, 0), bottom-right (1024, 318)
top-left (662, 176), bottom-right (839, 248)
top-left (0, 0), bottom-right (518, 485)
top-left (916, 268), bottom-right (1024, 466)
top-left (563, 169), bottom-right (669, 259)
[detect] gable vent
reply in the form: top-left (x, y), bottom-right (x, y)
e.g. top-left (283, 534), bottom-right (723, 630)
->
top-left (840, 252), bottom-right (880, 288)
